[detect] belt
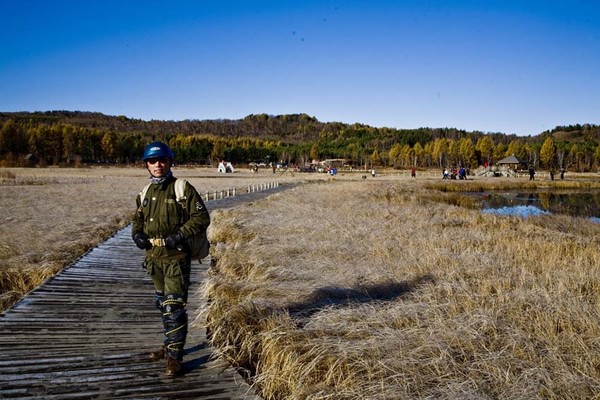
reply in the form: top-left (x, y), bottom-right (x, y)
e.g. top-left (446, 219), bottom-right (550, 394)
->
top-left (149, 238), bottom-right (166, 247)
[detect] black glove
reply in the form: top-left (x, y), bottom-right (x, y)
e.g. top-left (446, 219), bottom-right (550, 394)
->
top-left (165, 232), bottom-right (185, 250)
top-left (133, 232), bottom-right (152, 250)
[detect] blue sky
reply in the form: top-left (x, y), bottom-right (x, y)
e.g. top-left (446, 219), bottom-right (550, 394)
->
top-left (1, 0), bottom-right (599, 136)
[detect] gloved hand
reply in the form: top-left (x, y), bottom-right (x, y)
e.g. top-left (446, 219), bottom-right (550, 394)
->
top-left (165, 232), bottom-right (185, 250)
top-left (133, 232), bottom-right (152, 250)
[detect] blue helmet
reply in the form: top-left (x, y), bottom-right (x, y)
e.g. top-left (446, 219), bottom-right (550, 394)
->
top-left (142, 141), bottom-right (174, 161)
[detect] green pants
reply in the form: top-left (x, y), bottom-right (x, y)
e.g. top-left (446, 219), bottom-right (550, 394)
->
top-left (145, 257), bottom-right (191, 299)
top-left (145, 257), bottom-right (191, 360)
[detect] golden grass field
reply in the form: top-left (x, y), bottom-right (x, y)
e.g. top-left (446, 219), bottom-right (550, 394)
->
top-left (203, 173), bottom-right (600, 399)
top-left (4, 166), bottom-right (600, 399)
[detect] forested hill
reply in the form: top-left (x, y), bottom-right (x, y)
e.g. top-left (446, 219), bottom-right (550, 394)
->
top-left (1, 111), bottom-right (600, 171)
top-left (0, 110), bottom-right (514, 145)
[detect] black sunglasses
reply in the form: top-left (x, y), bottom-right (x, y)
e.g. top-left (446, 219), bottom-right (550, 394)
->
top-left (147, 157), bottom-right (169, 165)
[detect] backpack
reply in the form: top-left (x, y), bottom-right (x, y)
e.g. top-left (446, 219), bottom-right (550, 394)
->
top-left (139, 178), bottom-right (210, 261)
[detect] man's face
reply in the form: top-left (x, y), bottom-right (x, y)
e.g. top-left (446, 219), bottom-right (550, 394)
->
top-left (146, 157), bottom-right (171, 178)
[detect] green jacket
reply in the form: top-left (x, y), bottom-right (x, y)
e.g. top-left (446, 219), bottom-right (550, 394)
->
top-left (132, 176), bottom-right (210, 259)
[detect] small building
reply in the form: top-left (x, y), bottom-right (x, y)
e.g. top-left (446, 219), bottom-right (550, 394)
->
top-left (494, 154), bottom-right (528, 177)
top-left (497, 154), bottom-right (527, 170)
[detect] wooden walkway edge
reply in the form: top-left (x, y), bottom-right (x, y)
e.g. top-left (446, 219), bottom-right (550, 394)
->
top-left (0, 185), bottom-right (297, 399)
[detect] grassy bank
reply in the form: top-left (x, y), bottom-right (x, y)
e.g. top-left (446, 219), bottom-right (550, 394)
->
top-left (203, 177), bottom-right (600, 399)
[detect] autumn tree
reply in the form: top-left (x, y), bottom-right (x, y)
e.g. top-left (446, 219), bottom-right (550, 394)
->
top-left (458, 138), bottom-right (477, 169)
top-left (448, 139), bottom-right (460, 166)
top-left (371, 149), bottom-right (381, 166)
top-left (506, 140), bottom-right (527, 160)
top-left (388, 143), bottom-right (402, 167)
top-left (476, 136), bottom-right (495, 166)
top-left (410, 142), bottom-right (422, 167)
top-left (101, 131), bottom-right (118, 161)
top-left (432, 138), bottom-right (449, 168)
top-left (556, 141), bottom-right (570, 170)
top-left (401, 144), bottom-right (413, 167)
top-left (540, 137), bottom-right (556, 169)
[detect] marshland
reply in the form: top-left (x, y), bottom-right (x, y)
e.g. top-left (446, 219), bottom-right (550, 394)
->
top-left (3, 166), bottom-right (600, 399)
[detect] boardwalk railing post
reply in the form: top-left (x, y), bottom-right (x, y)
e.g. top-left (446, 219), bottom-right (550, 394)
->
top-left (201, 182), bottom-right (278, 202)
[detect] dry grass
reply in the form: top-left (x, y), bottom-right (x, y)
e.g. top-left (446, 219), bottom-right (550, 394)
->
top-left (0, 165), bottom-right (304, 312)
top-left (202, 175), bottom-right (600, 399)
top-left (425, 178), bottom-right (600, 192)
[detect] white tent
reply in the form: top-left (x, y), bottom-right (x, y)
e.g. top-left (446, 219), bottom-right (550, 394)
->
top-left (218, 161), bottom-right (234, 173)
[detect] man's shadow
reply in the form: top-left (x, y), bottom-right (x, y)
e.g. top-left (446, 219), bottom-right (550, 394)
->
top-left (180, 342), bottom-right (211, 375)
top-left (287, 274), bottom-right (435, 325)
top-left (182, 273), bottom-right (435, 374)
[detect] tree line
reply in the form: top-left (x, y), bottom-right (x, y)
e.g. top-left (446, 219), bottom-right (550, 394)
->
top-left (1, 111), bottom-right (599, 171)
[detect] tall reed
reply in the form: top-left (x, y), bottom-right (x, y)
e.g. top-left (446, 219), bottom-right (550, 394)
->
top-left (203, 178), bottom-right (600, 399)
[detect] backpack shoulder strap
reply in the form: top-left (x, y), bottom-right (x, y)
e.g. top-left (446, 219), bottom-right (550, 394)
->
top-left (137, 183), bottom-right (151, 212)
top-left (139, 183), bottom-right (151, 199)
top-left (174, 178), bottom-right (188, 208)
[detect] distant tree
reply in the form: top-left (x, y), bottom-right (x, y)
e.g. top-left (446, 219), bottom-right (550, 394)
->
top-left (0, 120), bottom-right (28, 161)
top-left (540, 137), bottom-right (556, 169)
top-left (494, 143), bottom-right (507, 163)
top-left (593, 145), bottom-right (600, 171)
top-left (388, 143), bottom-right (402, 167)
top-left (400, 144), bottom-right (413, 167)
top-left (371, 149), bottom-right (381, 166)
top-left (432, 138), bottom-right (449, 168)
top-left (448, 139), bottom-right (460, 166)
top-left (458, 138), bottom-right (477, 169)
top-left (309, 143), bottom-right (320, 161)
top-left (569, 144), bottom-right (584, 171)
top-left (555, 141), bottom-right (570, 170)
top-left (413, 142), bottom-right (424, 167)
top-left (423, 141), bottom-right (435, 168)
top-left (101, 131), bottom-right (118, 161)
top-left (505, 140), bottom-right (527, 160)
top-left (476, 136), bottom-right (495, 166)
top-left (211, 140), bottom-right (225, 164)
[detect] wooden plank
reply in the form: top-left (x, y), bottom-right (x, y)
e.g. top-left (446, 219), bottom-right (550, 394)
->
top-left (0, 224), bottom-right (261, 399)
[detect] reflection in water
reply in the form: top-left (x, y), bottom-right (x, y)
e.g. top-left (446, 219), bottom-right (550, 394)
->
top-left (472, 191), bottom-right (600, 220)
top-left (482, 205), bottom-right (550, 218)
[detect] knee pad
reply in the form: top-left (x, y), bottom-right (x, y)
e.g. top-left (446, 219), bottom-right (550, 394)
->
top-left (162, 294), bottom-right (185, 313)
top-left (162, 294), bottom-right (187, 326)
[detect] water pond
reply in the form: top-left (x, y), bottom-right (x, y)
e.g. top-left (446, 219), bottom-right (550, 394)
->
top-left (466, 190), bottom-right (600, 221)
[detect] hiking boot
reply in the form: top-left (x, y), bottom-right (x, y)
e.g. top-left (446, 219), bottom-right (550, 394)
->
top-left (165, 357), bottom-right (182, 377)
top-left (148, 346), bottom-right (166, 361)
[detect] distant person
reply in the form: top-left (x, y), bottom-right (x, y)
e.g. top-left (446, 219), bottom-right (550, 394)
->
top-left (411, 168), bottom-right (416, 178)
top-left (459, 167), bottom-right (467, 180)
top-left (131, 142), bottom-right (211, 377)
top-left (529, 166), bottom-right (535, 180)
top-left (371, 168), bottom-right (376, 177)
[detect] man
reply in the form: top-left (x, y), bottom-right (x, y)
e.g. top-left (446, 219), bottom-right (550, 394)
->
top-left (131, 141), bottom-right (210, 377)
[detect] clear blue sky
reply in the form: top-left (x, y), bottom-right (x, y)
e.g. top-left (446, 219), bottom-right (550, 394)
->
top-left (1, 0), bottom-right (599, 136)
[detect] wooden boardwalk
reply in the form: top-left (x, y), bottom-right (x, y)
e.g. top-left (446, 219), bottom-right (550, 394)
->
top-left (0, 187), bottom-right (292, 399)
